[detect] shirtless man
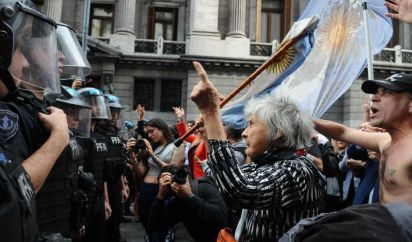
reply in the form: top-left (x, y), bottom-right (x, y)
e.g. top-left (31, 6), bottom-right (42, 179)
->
top-left (314, 73), bottom-right (412, 205)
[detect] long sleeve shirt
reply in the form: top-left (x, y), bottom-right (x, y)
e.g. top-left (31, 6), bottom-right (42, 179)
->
top-left (207, 140), bottom-right (326, 241)
top-left (148, 179), bottom-right (227, 242)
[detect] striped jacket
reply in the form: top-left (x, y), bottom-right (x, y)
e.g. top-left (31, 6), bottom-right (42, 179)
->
top-left (207, 140), bottom-right (326, 241)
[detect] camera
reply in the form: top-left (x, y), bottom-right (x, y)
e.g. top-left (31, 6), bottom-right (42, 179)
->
top-left (172, 168), bottom-right (188, 185)
top-left (161, 165), bottom-right (188, 185)
top-left (132, 138), bottom-right (147, 153)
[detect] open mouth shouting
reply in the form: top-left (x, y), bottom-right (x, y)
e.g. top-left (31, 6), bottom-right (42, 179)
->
top-left (369, 106), bottom-right (379, 119)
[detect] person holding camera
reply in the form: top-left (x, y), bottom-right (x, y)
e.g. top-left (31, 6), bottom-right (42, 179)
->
top-left (148, 165), bottom-right (227, 242)
top-left (127, 118), bottom-right (177, 242)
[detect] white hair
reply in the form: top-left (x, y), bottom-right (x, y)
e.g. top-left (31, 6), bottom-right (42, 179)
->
top-left (244, 94), bottom-right (313, 149)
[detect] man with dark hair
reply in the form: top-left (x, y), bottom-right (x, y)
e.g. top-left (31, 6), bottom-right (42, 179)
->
top-left (223, 124), bottom-right (247, 165)
top-left (315, 73), bottom-right (412, 206)
top-left (148, 166), bottom-right (227, 242)
top-left (186, 120), bottom-right (196, 129)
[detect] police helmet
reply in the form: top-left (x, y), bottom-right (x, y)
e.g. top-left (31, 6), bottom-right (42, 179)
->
top-left (78, 87), bottom-right (111, 119)
top-left (57, 23), bottom-right (91, 81)
top-left (125, 121), bottom-right (134, 130)
top-left (0, 0), bottom-right (60, 97)
top-left (56, 86), bottom-right (91, 109)
top-left (56, 86), bottom-right (91, 137)
top-left (105, 94), bottom-right (124, 109)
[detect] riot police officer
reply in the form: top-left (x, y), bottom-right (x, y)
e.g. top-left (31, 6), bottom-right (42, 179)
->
top-left (54, 23), bottom-right (94, 239)
top-left (35, 20), bottom-right (95, 241)
top-left (36, 86), bottom-right (93, 241)
top-left (101, 94), bottom-right (128, 242)
top-left (0, 0), bottom-right (69, 241)
top-left (54, 86), bottom-right (96, 240)
top-left (78, 87), bottom-right (112, 242)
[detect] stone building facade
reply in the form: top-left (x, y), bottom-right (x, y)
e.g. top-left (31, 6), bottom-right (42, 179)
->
top-left (34, 0), bottom-right (412, 128)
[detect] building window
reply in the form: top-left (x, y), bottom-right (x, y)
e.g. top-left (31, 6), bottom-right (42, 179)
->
top-left (261, 10), bottom-right (282, 43)
top-left (89, 4), bottom-right (114, 37)
top-left (147, 7), bottom-right (178, 40)
top-left (260, 0), bottom-right (284, 43)
top-left (134, 79), bottom-right (182, 112)
top-left (134, 80), bottom-right (155, 111)
top-left (160, 80), bottom-right (182, 112)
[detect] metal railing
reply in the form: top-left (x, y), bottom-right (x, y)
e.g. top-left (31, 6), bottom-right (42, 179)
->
top-left (373, 45), bottom-right (412, 66)
top-left (250, 42), bottom-right (277, 57)
top-left (134, 37), bottom-right (185, 55)
top-left (248, 43), bottom-right (412, 66)
top-left (115, 36), bottom-right (412, 67)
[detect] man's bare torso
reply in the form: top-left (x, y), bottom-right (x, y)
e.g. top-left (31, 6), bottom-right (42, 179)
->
top-left (379, 138), bottom-right (412, 206)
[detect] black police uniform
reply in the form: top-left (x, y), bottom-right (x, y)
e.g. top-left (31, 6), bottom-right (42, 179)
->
top-left (0, 146), bottom-right (37, 242)
top-left (3, 90), bottom-right (50, 158)
top-left (95, 121), bottom-right (127, 242)
top-left (69, 131), bottom-right (96, 236)
top-left (36, 129), bottom-right (89, 238)
top-left (0, 101), bottom-right (38, 242)
top-left (5, 90), bottom-right (74, 239)
top-left (35, 140), bottom-right (74, 237)
top-left (2, 90), bottom-right (77, 240)
top-left (3, 91), bottom-right (53, 241)
top-left (82, 129), bottom-right (110, 242)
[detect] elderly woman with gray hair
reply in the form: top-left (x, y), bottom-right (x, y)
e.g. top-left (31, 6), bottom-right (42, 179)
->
top-left (190, 62), bottom-right (326, 241)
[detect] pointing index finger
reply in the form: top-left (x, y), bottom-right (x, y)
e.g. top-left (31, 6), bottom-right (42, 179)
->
top-left (193, 61), bottom-right (208, 83)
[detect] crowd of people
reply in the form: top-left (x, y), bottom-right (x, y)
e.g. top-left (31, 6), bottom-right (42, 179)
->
top-left (0, 0), bottom-right (412, 242)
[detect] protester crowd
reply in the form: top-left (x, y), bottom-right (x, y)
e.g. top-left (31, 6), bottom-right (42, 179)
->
top-left (0, 0), bottom-right (412, 242)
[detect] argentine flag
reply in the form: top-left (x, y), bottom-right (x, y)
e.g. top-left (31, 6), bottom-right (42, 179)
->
top-left (221, 0), bottom-right (393, 128)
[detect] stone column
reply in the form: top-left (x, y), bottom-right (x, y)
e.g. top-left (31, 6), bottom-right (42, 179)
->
top-left (43, 0), bottom-right (63, 22)
top-left (114, 0), bottom-right (136, 36)
top-left (227, 0), bottom-right (246, 38)
top-left (111, 0), bottom-right (136, 54)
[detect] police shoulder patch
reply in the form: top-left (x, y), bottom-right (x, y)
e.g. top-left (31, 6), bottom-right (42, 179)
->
top-left (0, 109), bottom-right (19, 141)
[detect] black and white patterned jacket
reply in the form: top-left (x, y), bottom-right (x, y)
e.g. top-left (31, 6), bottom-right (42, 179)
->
top-left (207, 140), bottom-right (326, 242)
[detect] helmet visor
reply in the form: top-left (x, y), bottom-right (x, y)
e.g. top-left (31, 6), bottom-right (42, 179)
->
top-left (110, 107), bottom-right (126, 137)
top-left (57, 24), bottom-right (91, 80)
top-left (9, 10), bottom-right (60, 97)
top-left (87, 95), bottom-right (111, 119)
top-left (60, 104), bottom-right (91, 138)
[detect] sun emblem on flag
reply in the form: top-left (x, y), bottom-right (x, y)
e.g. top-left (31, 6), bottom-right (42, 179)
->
top-left (316, 1), bottom-right (361, 54)
top-left (266, 45), bottom-right (295, 75)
